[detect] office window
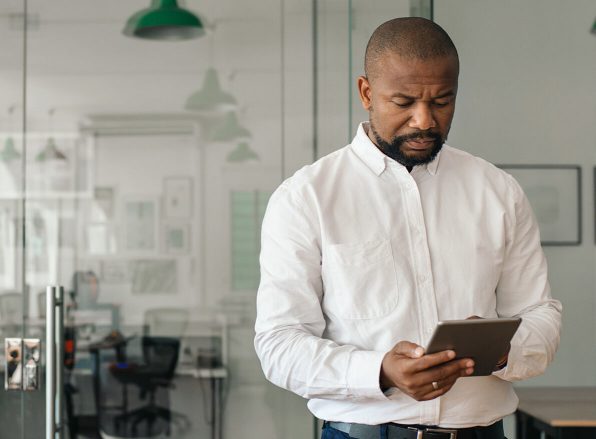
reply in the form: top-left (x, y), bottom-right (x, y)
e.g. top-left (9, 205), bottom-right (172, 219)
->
top-left (231, 190), bottom-right (271, 291)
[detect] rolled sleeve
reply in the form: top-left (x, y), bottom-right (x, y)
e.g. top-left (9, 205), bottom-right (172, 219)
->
top-left (493, 175), bottom-right (562, 381)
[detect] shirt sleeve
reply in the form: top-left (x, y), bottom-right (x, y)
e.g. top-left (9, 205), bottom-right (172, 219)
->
top-left (254, 183), bottom-right (387, 400)
top-left (492, 174), bottom-right (562, 381)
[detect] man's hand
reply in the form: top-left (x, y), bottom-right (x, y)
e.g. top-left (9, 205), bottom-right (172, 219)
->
top-left (380, 341), bottom-right (474, 401)
top-left (466, 315), bottom-right (510, 371)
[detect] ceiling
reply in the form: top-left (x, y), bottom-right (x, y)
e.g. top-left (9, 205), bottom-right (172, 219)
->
top-left (0, 0), bottom-right (306, 131)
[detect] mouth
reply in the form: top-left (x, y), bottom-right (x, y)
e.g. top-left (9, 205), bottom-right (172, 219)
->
top-left (404, 138), bottom-right (435, 150)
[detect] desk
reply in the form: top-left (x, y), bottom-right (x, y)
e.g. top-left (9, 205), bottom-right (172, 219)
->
top-left (177, 366), bottom-right (227, 439)
top-left (515, 387), bottom-right (596, 439)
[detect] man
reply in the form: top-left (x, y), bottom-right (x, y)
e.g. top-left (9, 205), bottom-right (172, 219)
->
top-left (255, 17), bottom-right (561, 439)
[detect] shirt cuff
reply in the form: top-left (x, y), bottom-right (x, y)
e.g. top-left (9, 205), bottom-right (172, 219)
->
top-left (491, 339), bottom-right (530, 381)
top-left (345, 350), bottom-right (388, 400)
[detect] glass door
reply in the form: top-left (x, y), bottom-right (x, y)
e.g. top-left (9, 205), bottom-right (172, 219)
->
top-left (15, 0), bottom-right (315, 438)
top-left (0, 0), bottom-right (29, 437)
top-left (2, 1), bottom-right (429, 438)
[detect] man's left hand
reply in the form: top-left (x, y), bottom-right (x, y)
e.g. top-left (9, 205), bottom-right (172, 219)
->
top-left (466, 315), bottom-right (509, 371)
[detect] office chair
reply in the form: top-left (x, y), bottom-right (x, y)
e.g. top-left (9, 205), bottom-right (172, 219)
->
top-left (109, 336), bottom-right (189, 437)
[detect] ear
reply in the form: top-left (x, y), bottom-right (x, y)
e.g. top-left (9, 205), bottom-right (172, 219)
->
top-left (357, 76), bottom-right (372, 111)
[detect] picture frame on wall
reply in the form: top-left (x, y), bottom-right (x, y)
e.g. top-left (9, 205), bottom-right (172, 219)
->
top-left (163, 222), bottom-right (191, 254)
top-left (498, 165), bottom-right (581, 246)
top-left (122, 196), bottom-right (159, 253)
top-left (163, 176), bottom-right (193, 219)
top-left (130, 259), bottom-right (177, 294)
top-left (593, 167), bottom-right (596, 244)
top-left (92, 187), bottom-right (116, 222)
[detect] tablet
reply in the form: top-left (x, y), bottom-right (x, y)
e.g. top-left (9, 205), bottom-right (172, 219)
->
top-left (425, 318), bottom-right (521, 376)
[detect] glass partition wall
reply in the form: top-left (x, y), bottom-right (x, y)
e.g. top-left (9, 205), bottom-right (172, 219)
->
top-left (0, 1), bottom-right (429, 438)
top-left (6, 1), bottom-right (593, 438)
top-left (0, 0), bottom-right (26, 436)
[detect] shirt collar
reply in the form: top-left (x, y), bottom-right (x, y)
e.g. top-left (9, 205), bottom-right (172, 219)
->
top-left (350, 122), bottom-right (442, 176)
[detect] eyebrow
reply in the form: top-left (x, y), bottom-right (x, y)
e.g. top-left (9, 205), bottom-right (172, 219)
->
top-left (391, 91), bottom-right (456, 100)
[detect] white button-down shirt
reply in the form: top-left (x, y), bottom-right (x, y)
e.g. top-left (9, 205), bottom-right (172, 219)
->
top-left (254, 122), bottom-right (562, 428)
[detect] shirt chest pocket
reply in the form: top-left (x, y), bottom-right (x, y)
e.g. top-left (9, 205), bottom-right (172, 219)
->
top-left (323, 239), bottom-right (398, 319)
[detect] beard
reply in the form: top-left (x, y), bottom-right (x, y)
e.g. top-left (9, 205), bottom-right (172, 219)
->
top-left (369, 120), bottom-right (444, 168)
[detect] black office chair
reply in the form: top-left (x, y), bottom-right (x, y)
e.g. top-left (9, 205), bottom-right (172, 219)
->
top-left (107, 336), bottom-right (189, 437)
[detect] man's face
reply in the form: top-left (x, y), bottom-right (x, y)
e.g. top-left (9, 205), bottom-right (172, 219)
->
top-left (357, 53), bottom-right (458, 167)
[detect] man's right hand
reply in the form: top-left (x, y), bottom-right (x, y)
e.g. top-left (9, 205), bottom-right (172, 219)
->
top-left (380, 341), bottom-right (474, 401)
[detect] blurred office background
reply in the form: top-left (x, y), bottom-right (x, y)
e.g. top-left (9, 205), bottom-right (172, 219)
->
top-left (0, 0), bottom-right (593, 438)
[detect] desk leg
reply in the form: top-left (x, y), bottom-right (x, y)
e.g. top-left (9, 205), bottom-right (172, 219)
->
top-left (211, 378), bottom-right (216, 439)
top-left (516, 411), bottom-right (541, 439)
top-left (207, 376), bottom-right (224, 439)
top-left (217, 378), bottom-right (223, 439)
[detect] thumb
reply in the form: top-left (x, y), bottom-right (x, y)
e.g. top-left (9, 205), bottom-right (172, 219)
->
top-left (393, 341), bottom-right (425, 358)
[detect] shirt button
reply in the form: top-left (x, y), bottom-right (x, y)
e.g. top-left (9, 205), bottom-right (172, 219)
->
top-left (418, 274), bottom-right (427, 284)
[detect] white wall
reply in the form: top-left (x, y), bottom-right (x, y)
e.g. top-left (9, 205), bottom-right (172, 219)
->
top-left (434, 0), bottom-right (596, 387)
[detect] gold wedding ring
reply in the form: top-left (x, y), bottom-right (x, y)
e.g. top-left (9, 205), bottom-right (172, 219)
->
top-left (432, 381), bottom-right (439, 390)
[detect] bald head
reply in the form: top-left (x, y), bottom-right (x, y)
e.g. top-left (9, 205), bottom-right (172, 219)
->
top-left (364, 17), bottom-right (458, 82)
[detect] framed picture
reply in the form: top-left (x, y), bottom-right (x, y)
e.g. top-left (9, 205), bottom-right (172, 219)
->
top-left (25, 201), bottom-right (60, 283)
top-left (100, 259), bottom-right (130, 284)
top-left (499, 165), bottom-right (581, 246)
top-left (92, 187), bottom-right (115, 222)
top-left (130, 259), bottom-right (177, 294)
top-left (0, 200), bottom-right (18, 289)
top-left (123, 196), bottom-right (159, 253)
top-left (86, 223), bottom-right (117, 255)
top-left (163, 176), bottom-right (193, 219)
top-left (163, 222), bottom-right (191, 254)
top-left (593, 167), bottom-right (596, 244)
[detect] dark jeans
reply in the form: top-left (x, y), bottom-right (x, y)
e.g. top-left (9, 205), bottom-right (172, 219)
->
top-left (321, 420), bottom-right (506, 439)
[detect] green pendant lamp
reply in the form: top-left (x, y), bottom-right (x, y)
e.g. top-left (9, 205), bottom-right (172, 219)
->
top-left (227, 142), bottom-right (259, 163)
top-left (123, 0), bottom-right (205, 41)
top-left (185, 68), bottom-right (237, 112)
top-left (36, 137), bottom-right (67, 162)
top-left (0, 137), bottom-right (21, 162)
top-left (209, 112), bottom-right (251, 142)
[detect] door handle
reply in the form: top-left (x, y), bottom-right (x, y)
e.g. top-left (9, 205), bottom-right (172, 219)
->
top-left (46, 285), bottom-right (64, 439)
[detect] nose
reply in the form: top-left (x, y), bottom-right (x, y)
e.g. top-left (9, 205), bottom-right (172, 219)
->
top-left (408, 103), bottom-right (436, 131)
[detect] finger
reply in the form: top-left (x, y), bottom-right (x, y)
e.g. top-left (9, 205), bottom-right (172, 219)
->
top-left (408, 350), bottom-right (458, 372)
top-left (466, 315), bottom-right (482, 320)
top-left (415, 358), bottom-right (475, 385)
top-left (419, 370), bottom-right (466, 401)
top-left (392, 341), bottom-right (425, 359)
top-left (402, 360), bottom-right (473, 398)
top-left (420, 383), bottom-right (453, 401)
